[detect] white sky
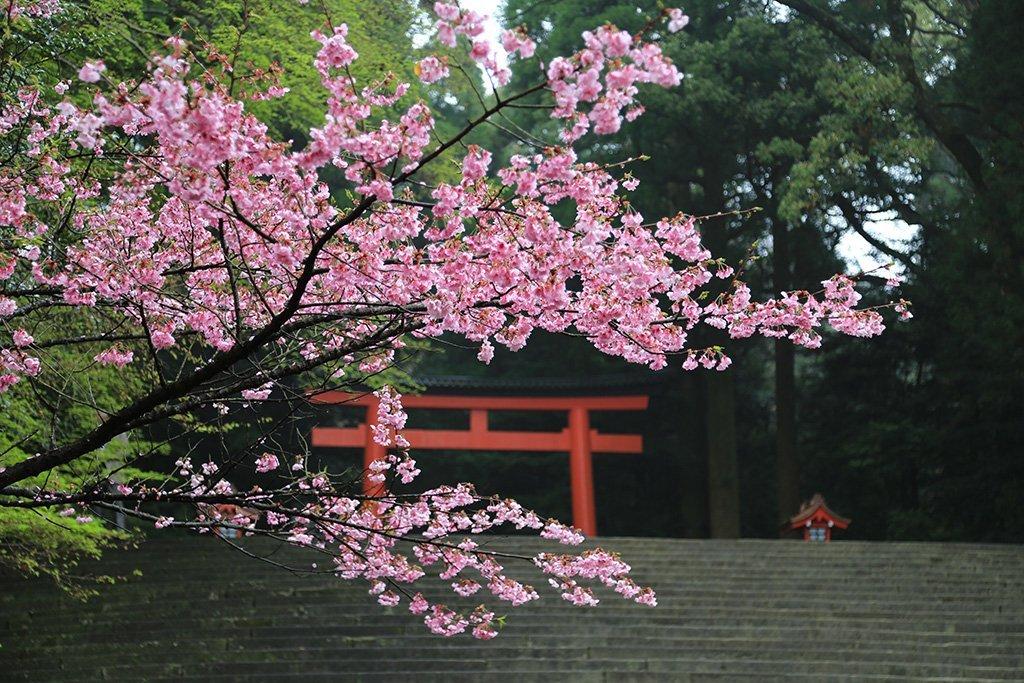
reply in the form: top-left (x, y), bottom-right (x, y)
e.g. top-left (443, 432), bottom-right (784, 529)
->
top-left (461, 0), bottom-right (504, 44)
top-left (452, 0), bottom-right (916, 275)
top-left (836, 218), bottom-right (916, 275)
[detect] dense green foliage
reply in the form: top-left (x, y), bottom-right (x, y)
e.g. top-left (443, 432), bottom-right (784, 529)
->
top-left (0, 313), bottom-right (152, 594)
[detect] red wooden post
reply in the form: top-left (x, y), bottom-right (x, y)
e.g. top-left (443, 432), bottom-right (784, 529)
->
top-left (568, 406), bottom-right (597, 536)
top-left (470, 409), bottom-right (487, 436)
top-left (363, 396), bottom-right (387, 498)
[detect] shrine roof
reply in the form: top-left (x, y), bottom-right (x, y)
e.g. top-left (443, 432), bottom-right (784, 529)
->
top-left (787, 493), bottom-right (851, 529)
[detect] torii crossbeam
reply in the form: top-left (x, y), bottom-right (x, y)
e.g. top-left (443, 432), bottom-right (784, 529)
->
top-left (310, 391), bottom-right (649, 536)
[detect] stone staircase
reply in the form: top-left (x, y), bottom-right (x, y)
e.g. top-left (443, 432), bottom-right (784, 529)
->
top-left (2, 535), bottom-right (1023, 681)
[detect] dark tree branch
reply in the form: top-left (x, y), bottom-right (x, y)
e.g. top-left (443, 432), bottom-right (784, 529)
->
top-left (834, 195), bottom-right (919, 273)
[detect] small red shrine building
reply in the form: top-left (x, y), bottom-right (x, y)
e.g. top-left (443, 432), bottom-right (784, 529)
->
top-left (786, 493), bottom-right (850, 542)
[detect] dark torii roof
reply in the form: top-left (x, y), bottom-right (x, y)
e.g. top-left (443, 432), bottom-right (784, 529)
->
top-left (412, 371), bottom-right (671, 396)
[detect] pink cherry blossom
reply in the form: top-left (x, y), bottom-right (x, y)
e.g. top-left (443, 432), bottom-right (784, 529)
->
top-left (667, 8), bottom-right (690, 33)
top-left (461, 145), bottom-right (492, 182)
top-left (242, 382), bottom-right (273, 401)
top-left (12, 329), bottom-right (32, 347)
top-left (77, 60), bottom-right (106, 83)
top-left (433, 2), bottom-right (459, 22)
top-left (150, 330), bottom-right (175, 350)
top-left (255, 453), bottom-right (280, 473)
top-left (540, 521), bottom-right (585, 546)
top-left (94, 346), bottom-right (134, 368)
top-left (477, 339), bottom-right (495, 364)
top-left (409, 593), bottom-right (429, 614)
top-left (502, 27), bottom-right (537, 59)
top-left (416, 56), bottom-right (449, 84)
top-left (7, 0), bottom-right (60, 19)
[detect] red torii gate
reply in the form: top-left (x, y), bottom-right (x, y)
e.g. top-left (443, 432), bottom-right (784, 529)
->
top-left (310, 391), bottom-right (649, 536)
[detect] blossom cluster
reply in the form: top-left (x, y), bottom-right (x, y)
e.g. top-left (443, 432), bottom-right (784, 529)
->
top-left (547, 23), bottom-right (682, 140)
top-left (430, 2), bottom-right (535, 86)
top-left (0, 3), bottom-right (905, 398)
top-left (5, 0), bottom-right (60, 20)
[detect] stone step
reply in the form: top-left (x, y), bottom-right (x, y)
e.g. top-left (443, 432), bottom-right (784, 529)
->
top-left (39, 558), bottom-right (1020, 575)
top-left (8, 609), bottom-right (1022, 636)
top-left (6, 654), bottom-right (1024, 680)
top-left (12, 581), bottom-right (1019, 602)
top-left (48, 535), bottom-right (1023, 557)
top-left (31, 570), bottom-right (1012, 587)
top-left (41, 558), bottom-right (1019, 576)
top-left (9, 589), bottom-right (1022, 611)
top-left (59, 547), bottom-right (1024, 561)
top-left (110, 674), bottom-right (1024, 683)
top-left (8, 578), bottom-right (1017, 594)
top-left (6, 672), bottom-right (1019, 683)
top-left (8, 609), bottom-right (1024, 631)
top-left (7, 637), bottom-right (1023, 667)
top-left (9, 620), bottom-right (1023, 650)
top-left (8, 611), bottom-right (1024, 637)
top-left (5, 574), bottom-right (1020, 595)
top-left (64, 550), bottom-right (1024, 566)
top-left (105, 534), bottom-right (1023, 550)
top-left (8, 587), bottom-right (1018, 609)
top-left (7, 631), bottom-right (1023, 655)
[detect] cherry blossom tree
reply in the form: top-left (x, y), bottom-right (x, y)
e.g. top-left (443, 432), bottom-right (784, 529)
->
top-left (0, 0), bottom-right (908, 636)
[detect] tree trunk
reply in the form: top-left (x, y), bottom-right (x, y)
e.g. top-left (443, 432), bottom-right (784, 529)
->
top-left (706, 371), bottom-right (740, 538)
top-left (774, 339), bottom-right (799, 523)
top-left (772, 218), bottom-right (800, 525)
top-left (678, 372), bottom-right (709, 537)
top-left (693, 165), bottom-right (740, 539)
